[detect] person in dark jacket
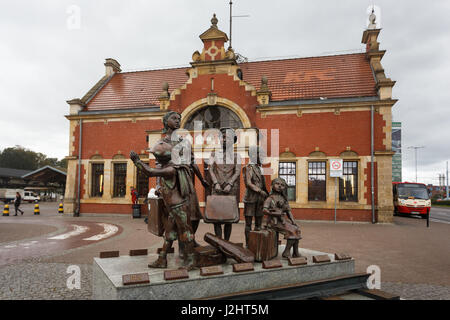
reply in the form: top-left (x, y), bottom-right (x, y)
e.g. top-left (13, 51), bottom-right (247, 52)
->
top-left (14, 192), bottom-right (24, 216)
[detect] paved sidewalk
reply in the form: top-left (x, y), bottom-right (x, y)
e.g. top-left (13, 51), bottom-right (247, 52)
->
top-left (1, 203), bottom-right (449, 300)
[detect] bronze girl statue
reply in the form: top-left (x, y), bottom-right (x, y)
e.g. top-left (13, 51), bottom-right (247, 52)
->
top-left (263, 177), bottom-right (302, 259)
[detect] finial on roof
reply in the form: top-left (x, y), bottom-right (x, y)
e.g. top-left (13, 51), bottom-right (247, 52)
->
top-left (261, 76), bottom-right (268, 87)
top-left (211, 13), bottom-right (218, 28)
top-left (160, 82), bottom-right (170, 100)
top-left (258, 76), bottom-right (270, 93)
top-left (368, 7), bottom-right (377, 29)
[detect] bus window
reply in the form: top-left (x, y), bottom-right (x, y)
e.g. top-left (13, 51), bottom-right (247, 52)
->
top-left (397, 184), bottom-right (429, 200)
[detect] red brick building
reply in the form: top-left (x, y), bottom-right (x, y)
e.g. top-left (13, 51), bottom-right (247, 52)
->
top-left (64, 14), bottom-right (397, 223)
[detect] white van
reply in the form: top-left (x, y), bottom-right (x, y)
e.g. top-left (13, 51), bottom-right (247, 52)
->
top-left (23, 191), bottom-right (40, 203)
top-left (0, 189), bottom-right (24, 203)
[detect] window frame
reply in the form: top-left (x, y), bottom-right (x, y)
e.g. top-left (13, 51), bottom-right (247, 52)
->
top-left (278, 161), bottom-right (297, 202)
top-left (136, 162), bottom-right (149, 198)
top-left (338, 161), bottom-right (359, 202)
top-left (90, 162), bottom-right (104, 198)
top-left (308, 160), bottom-right (327, 202)
top-left (183, 105), bottom-right (244, 130)
top-left (112, 162), bottom-right (127, 198)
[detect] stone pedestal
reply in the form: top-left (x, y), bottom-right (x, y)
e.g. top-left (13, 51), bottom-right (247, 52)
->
top-left (92, 247), bottom-right (355, 300)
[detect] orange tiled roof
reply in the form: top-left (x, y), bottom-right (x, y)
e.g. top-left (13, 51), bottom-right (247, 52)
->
top-left (86, 53), bottom-right (377, 110)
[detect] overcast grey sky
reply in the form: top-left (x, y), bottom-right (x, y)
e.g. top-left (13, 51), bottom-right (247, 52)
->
top-left (0, 0), bottom-right (449, 185)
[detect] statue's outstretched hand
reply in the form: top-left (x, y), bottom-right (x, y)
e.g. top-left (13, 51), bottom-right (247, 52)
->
top-left (130, 151), bottom-right (140, 163)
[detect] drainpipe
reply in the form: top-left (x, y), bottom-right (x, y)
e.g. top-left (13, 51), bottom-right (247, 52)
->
top-left (74, 119), bottom-right (82, 217)
top-left (371, 105), bottom-right (375, 224)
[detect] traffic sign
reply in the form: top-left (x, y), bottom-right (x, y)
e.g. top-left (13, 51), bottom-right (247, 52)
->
top-left (330, 159), bottom-right (343, 177)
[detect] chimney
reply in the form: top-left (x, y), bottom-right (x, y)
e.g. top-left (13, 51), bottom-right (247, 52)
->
top-left (104, 58), bottom-right (121, 76)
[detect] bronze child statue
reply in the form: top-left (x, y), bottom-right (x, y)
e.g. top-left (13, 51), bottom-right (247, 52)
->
top-left (263, 177), bottom-right (302, 259)
top-left (243, 145), bottom-right (268, 247)
top-left (159, 111), bottom-right (209, 256)
top-left (207, 127), bottom-right (241, 240)
top-left (130, 141), bottom-right (197, 270)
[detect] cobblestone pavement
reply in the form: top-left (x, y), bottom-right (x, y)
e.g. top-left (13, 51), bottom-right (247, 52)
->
top-left (0, 257), bottom-right (92, 300)
top-left (382, 282), bottom-right (450, 300)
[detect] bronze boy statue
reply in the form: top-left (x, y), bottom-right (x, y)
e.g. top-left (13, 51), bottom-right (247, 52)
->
top-left (130, 141), bottom-right (197, 270)
top-left (159, 111), bottom-right (209, 255)
top-left (243, 145), bottom-right (268, 247)
top-left (263, 177), bottom-right (302, 259)
top-left (161, 112), bottom-right (208, 233)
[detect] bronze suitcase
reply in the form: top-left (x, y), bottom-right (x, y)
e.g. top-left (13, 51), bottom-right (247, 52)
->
top-left (204, 195), bottom-right (240, 224)
top-left (248, 229), bottom-right (278, 262)
top-left (194, 245), bottom-right (227, 267)
top-left (147, 198), bottom-right (165, 236)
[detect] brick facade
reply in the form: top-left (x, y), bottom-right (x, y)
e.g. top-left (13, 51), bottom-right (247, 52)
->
top-left (64, 15), bottom-right (396, 223)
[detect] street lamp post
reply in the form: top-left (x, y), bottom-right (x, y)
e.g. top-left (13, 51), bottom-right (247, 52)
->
top-left (408, 146), bottom-right (425, 182)
top-left (447, 161), bottom-right (449, 199)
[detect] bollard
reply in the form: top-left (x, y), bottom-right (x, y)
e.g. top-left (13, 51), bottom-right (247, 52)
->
top-left (58, 203), bottom-right (64, 214)
top-left (34, 203), bottom-right (40, 215)
top-left (2, 204), bottom-right (9, 216)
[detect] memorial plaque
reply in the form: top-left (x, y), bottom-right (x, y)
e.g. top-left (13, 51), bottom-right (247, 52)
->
top-left (334, 253), bottom-right (352, 261)
top-left (313, 255), bottom-right (331, 263)
top-left (157, 247), bottom-right (174, 254)
top-left (129, 249), bottom-right (148, 256)
top-left (99, 251), bottom-right (119, 258)
top-left (122, 273), bottom-right (150, 285)
top-left (200, 265), bottom-right (224, 276)
top-left (288, 257), bottom-right (307, 266)
top-left (262, 260), bottom-right (282, 269)
top-left (232, 262), bottom-right (254, 273)
top-left (164, 269), bottom-right (189, 281)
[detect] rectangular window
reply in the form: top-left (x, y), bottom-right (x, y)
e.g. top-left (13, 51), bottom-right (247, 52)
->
top-left (279, 162), bottom-right (296, 201)
top-left (91, 163), bottom-right (104, 197)
top-left (339, 161), bottom-right (358, 202)
top-left (137, 164), bottom-right (149, 197)
top-left (113, 163), bottom-right (127, 198)
top-left (308, 161), bottom-right (326, 201)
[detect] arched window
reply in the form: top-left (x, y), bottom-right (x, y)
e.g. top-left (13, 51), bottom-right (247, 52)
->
top-left (183, 105), bottom-right (243, 130)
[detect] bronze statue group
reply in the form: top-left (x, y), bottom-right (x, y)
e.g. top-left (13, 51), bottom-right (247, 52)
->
top-left (130, 111), bottom-right (301, 270)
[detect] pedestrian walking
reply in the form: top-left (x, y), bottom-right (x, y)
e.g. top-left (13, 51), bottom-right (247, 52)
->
top-left (14, 192), bottom-right (24, 216)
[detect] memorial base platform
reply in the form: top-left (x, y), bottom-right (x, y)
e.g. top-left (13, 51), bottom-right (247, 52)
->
top-left (92, 246), bottom-right (356, 300)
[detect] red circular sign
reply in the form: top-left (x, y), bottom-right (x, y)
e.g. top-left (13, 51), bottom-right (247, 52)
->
top-left (332, 161), bottom-right (341, 170)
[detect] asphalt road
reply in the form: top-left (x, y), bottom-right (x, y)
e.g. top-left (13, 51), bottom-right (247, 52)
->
top-left (0, 202), bottom-right (123, 267)
top-left (430, 206), bottom-right (450, 224)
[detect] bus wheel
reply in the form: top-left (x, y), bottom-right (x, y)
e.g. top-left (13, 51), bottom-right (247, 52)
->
top-left (421, 214), bottom-right (428, 219)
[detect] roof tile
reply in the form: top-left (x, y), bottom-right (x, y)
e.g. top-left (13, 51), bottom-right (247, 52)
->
top-left (86, 53), bottom-right (376, 110)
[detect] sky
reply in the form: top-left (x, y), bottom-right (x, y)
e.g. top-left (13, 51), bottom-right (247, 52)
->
top-left (0, 0), bottom-right (449, 185)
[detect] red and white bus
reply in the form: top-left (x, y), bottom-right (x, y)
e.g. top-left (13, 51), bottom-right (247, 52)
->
top-left (393, 182), bottom-right (431, 218)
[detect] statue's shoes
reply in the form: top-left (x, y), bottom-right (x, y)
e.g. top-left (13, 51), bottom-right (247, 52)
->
top-left (148, 258), bottom-right (167, 269)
